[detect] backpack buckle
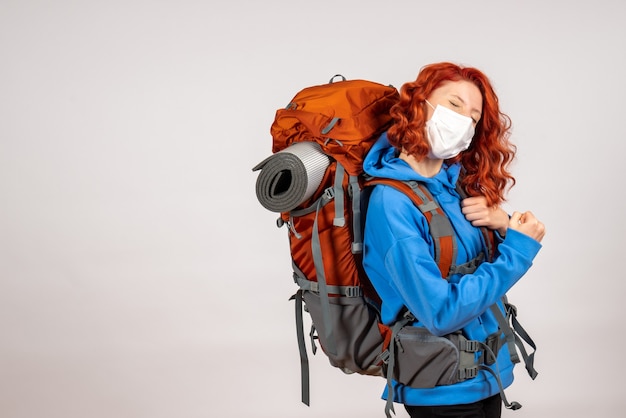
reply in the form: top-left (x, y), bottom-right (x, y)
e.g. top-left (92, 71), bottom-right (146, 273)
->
top-left (344, 286), bottom-right (362, 298)
top-left (462, 340), bottom-right (480, 353)
top-left (324, 187), bottom-right (335, 201)
top-left (506, 303), bottom-right (518, 318)
top-left (484, 334), bottom-right (500, 365)
top-left (378, 349), bottom-right (390, 365)
top-left (402, 310), bottom-right (416, 322)
top-left (459, 366), bottom-right (478, 380)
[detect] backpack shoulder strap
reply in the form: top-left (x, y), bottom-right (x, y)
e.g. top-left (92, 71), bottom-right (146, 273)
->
top-left (365, 178), bottom-right (456, 278)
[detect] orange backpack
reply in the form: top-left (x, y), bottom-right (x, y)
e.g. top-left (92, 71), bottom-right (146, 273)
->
top-left (254, 75), bottom-right (399, 403)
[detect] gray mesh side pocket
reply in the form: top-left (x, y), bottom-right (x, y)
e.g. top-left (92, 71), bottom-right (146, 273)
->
top-left (393, 326), bottom-right (461, 388)
top-left (302, 290), bottom-right (386, 376)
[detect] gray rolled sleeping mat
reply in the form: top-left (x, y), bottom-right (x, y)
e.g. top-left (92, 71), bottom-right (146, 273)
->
top-left (253, 142), bottom-right (330, 213)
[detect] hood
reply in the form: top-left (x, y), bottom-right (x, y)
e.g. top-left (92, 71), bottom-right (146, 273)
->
top-left (363, 132), bottom-right (461, 196)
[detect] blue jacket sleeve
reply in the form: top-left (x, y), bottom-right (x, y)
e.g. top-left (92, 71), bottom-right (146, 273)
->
top-left (364, 185), bottom-right (542, 336)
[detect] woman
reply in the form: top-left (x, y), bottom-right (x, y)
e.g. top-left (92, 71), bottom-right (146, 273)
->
top-left (362, 62), bottom-right (545, 418)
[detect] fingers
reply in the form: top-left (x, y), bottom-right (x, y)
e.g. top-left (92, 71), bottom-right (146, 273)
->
top-left (509, 211), bottom-right (546, 243)
top-left (509, 211), bottom-right (523, 226)
top-left (461, 197), bottom-right (488, 219)
top-left (522, 211), bottom-right (546, 242)
top-left (463, 197), bottom-right (509, 235)
top-left (461, 196), bottom-right (487, 211)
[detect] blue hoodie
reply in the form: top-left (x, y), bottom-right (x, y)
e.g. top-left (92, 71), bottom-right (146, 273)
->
top-left (362, 133), bottom-right (542, 406)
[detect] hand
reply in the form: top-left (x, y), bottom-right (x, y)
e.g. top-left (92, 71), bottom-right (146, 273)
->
top-left (508, 211), bottom-right (546, 243)
top-left (461, 196), bottom-right (509, 236)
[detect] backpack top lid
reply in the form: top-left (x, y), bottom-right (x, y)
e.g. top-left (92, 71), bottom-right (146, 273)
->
top-left (270, 77), bottom-right (399, 175)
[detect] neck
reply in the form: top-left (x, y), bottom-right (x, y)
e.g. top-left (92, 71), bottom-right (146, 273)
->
top-left (399, 151), bottom-right (443, 178)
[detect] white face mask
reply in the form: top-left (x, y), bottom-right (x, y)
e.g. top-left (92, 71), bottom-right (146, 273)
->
top-left (425, 100), bottom-right (475, 159)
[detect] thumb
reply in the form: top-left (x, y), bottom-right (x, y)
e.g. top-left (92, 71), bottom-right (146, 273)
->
top-left (509, 211), bottom-right (523, 226)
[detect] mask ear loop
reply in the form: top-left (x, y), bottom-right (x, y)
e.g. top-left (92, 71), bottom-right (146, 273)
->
top-left (425, 99), bottom-right (436, 110)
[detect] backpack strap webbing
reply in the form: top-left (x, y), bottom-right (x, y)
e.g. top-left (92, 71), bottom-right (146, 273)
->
top-left (489, 303), bottom-right (520, 365)
top-left (287, 162), bottom-right (367, 407)
top-left (292, 265), bottom-right (362, 297)
top-left (512, 313), bottom-right (539, 379)
top-left (287, 191), bottom-right (337, 408)
top-left (349, 173), bottom-right (364, 254)
top-left (289, 289), bottom-right (310, 406)
top-left (365, 178), bottom-right (457, 278)
top-left (493, 297), bottom-right (539, 379)
top-left (384, 310), bottom-right (416, 418)
top-left (333, 163), bottom-right (346, 227)
top-left (285, 183), bottom-right (336, 240)
top-left (301, 162), bottom-right (357, 355)
top-left (310, 189), bottom-right (337, 357)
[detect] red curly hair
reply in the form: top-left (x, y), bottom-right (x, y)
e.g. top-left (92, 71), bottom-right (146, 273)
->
top-left (387, 62), bottom-right (516, 206)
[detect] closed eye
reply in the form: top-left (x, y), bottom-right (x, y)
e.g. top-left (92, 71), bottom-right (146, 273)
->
top-left (450, 100), bottom-right (479, 123)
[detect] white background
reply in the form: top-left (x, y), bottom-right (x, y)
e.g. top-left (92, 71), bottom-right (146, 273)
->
top-left (1, 1), bottom-right (624, 417)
